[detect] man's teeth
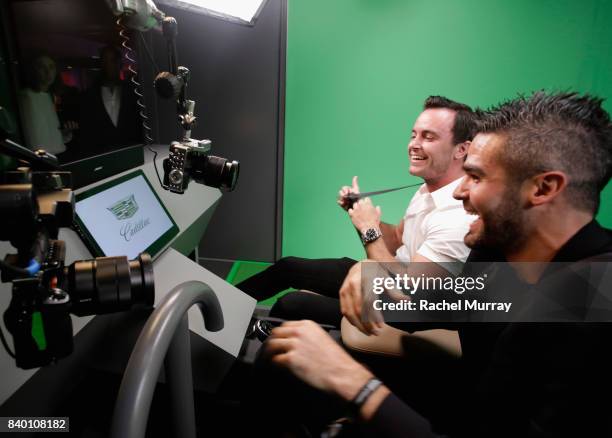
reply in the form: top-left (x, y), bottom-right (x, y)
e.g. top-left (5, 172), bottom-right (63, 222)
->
top-left (411, 155), bottom-right (426, 160)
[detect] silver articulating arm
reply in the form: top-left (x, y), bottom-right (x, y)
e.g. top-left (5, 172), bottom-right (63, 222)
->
top-left (107, 0), bottom-right (239, 194)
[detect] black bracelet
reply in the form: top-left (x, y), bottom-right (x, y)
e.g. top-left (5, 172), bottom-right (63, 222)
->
top-left (349, 377), bottom-right (383, 415)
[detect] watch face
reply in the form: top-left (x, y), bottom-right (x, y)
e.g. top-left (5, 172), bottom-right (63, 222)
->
top-left (363, 228), bottom-right (381, 244)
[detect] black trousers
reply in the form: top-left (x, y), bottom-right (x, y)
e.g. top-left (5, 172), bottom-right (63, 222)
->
top-left (238, 257), bottom-right (464, 435)
top-left (236, 256), bottom-right (357, 327)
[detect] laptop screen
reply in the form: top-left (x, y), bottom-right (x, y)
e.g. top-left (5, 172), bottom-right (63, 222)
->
top-left (74, 170), bottom-right (179, 259)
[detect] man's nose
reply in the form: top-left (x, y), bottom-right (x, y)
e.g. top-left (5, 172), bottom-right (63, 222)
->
top-left (453, 176), bottom-right (469, 200)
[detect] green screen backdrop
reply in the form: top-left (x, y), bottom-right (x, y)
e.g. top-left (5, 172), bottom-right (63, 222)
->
top-left (282, 0), bottom-right (612, 260)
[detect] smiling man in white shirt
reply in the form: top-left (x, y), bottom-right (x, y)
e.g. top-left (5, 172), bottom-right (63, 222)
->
top-left (238, 96), bottom-right (477, 326)
top-left (347, 96), bottom-right (476, 271)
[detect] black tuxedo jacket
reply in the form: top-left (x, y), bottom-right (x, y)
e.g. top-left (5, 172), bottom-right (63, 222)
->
top-left (79, 80), bottom-right (142, 152)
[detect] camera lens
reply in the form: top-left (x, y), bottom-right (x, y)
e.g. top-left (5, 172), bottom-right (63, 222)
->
top-left (201, 155), bottom-right (240, 192)
top-left (168, 169), bottom-right (184, 185)
top-left (65, 253), bottom-right (154, 316)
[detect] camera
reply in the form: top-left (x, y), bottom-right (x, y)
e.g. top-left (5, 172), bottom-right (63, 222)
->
top-left (4, 246), bottom-right (154, 369)
top-left (149, 47), bottom-right (240, 195)
top-left (0, 138), bottom-right (155, 369)
top-left (163, 140), bottom-right (239, 194)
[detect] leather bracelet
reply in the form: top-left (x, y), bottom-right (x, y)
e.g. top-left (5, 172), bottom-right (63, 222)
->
top-left (349, 377), bottom-right (383, 415)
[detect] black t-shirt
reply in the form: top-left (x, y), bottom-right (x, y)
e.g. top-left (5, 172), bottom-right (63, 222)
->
top-left (373, 221), bottom-right (612, 438)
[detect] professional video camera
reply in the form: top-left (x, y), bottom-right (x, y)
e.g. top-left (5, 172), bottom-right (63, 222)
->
top-left (0, 132), bottom-right (154, 369)
top-left (109, 0), bottom-right (240, 194)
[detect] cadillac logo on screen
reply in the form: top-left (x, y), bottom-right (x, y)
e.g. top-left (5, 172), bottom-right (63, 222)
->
top-left (107, 194), bottom-right (151, 241)
top-left (107, 194), bottom-right (139, 220)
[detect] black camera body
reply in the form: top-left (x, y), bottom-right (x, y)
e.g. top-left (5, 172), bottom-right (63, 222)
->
top-left (4, 239), bottom-right (73, 370)
top-left (0, 142), bottom-right (155, 369)
top-left (0, 168), bottom-right (73, 255)
top-left (163, 139), bottom-right (239, 194)
top-left (3, 240), bottom-right (153, 369)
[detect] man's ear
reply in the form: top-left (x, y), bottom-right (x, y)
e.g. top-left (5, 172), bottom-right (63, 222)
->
top-left (527, 171), bottom-right (568, 206)
top-left (454, 141), bottom-right (470, 160)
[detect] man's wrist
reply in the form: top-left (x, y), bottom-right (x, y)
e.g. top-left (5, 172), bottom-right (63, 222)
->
top-left (360, 226), bottom-right (382, 245)
top-left (358, 223), bottom-right (380, 234)
top-left (360, 385), bottom-right (391, 421)
top-left (328, 364), bottom-right (374, 402)
top-left (329, 369), bottom-right (391, 421)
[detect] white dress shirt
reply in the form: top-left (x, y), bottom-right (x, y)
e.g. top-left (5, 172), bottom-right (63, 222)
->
top-left (101, 85), bottom-right (122, 127)
top-left (395, 177), bottom-right (475, 275)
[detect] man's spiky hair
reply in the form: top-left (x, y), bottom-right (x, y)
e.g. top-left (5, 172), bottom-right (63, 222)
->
top-left (475, 91), bottom-right (612, 213)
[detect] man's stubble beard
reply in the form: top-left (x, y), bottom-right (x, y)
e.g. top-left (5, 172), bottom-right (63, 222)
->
top-left (468, 186), bottom-right (529, 254)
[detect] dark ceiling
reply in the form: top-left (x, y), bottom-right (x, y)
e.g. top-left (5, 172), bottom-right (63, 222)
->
top-left (10, 0), bottom-right (123, 60)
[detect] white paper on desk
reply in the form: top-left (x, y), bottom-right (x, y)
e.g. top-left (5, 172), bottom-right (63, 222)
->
top-left (153, 248), bottom-right (256, 357)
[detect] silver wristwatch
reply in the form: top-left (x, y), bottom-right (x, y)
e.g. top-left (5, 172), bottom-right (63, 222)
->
top-left (361, 227), bottom-right (382, 245)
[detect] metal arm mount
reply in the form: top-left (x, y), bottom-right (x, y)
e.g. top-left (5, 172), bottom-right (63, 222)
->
top-left (161, 17), bottom-right (194, 134)
top-left (110, 281), bottom-right (224, 438)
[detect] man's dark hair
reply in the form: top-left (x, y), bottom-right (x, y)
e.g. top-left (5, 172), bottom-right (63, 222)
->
top-left (423, 95), bottom-right (477, 144)
top-left (476, 91), bottom-right (612, 214)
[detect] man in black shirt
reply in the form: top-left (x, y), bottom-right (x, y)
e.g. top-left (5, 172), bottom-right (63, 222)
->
top-left (264, 91), bottom-right (612, 437)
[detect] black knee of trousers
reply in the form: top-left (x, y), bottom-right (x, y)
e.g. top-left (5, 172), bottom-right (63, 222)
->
top-left (271, 256), bottom-right (302, 273)
top-left (270, 291), bottom-right (342, 326)
top-left (269, 291), bottom-right (306, 320)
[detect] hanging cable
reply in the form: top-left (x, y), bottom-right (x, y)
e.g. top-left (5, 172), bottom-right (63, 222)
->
top-left (0, 325), bottom-right (15, 359)
top-left (117, 17), bottom-right (154, 145)
top-left (138, 32), bottom-right (161, 73)
top-left (117, 17), bottom-right (167, 189)
top-left (0, 259), bottom-right (31, 277)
